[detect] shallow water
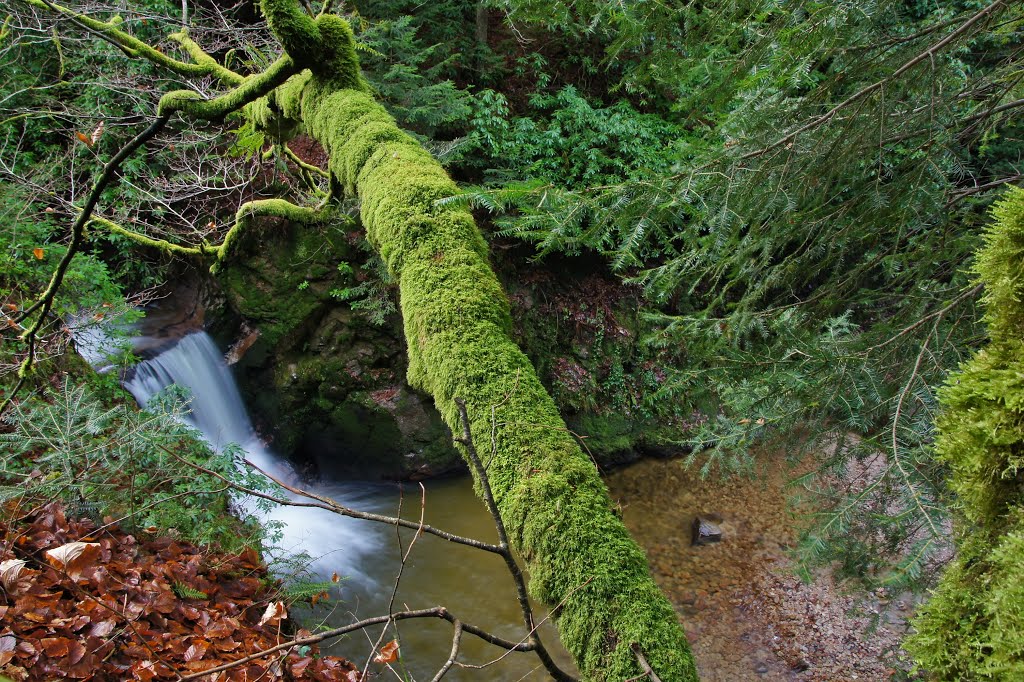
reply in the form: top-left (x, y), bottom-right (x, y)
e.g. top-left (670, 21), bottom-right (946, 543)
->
top-left (605, 457), bottom-right (808, 681)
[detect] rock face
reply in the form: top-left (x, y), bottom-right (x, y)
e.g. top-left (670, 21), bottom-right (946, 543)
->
top-left (217, 218), bottom-right (460, 479)
top-left (691, 516), bottom-right (724, 546)
top-left (210, 217), bottom-right (700, 478)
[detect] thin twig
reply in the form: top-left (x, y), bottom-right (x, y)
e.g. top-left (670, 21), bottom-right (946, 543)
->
top-left (177, 606), bottom-right (534, 681)
top-left (157, 444), bottom-right (505, 554)
top-left (430, 620), bottom-right (463, 682)
top-left (866, 283), bottom-right (982, 352)
top-left (630, 643), bottom-right (664, 682)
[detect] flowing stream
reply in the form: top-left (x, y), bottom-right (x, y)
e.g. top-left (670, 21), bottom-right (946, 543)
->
top-left (121, 330), bottom-right (574, 681)
top-left (100, 326), bottom-right (897, 681)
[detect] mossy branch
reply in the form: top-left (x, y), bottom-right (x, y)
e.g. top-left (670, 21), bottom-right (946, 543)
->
top-left (1, 116), bottom-right (170, 416)
top-left (256, 2), bottom-right (698, 678)
top-left (283, 143), bottom-right (330, 178)
top-left (24, 0), bottom-right (243, 85)
top-left (167, 30), bottom-right (242, 85)
top-left (216, 198), bottom-right (339, 267)
top-left (158, 55), bottom-right (298, 121)
top-left (89, 214), bottom-right (210, 258)
top-left (85, 199), bottom-right (340, 272)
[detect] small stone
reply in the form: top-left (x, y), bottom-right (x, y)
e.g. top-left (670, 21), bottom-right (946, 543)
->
top-left (754, 663), bottom-right (769, 674)
top-left (692, 516), bottom-right (723, 546)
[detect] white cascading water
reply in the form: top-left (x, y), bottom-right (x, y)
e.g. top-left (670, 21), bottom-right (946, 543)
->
top-left (123, 331), bottom-right (388, 585)
top-left (89, 327), bottom-right (574, 680)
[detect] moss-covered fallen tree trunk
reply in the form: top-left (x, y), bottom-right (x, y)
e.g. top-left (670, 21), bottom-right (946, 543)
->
top-left (254, 2), bottom-right (697, 679)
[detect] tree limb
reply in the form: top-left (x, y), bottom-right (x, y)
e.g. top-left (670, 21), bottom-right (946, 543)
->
top-left (24, 0), bottom-right (244, 85)
top-left (740, 0), bottom-right (1008, 160)
top-left (157, 54), bottom-right (298, 121)
top-left (83, 198), bottom-right (340, 271)
top-left (1, 115), bottom-right (169, 415)
top-left (156, 443), bottom-right (506, 555)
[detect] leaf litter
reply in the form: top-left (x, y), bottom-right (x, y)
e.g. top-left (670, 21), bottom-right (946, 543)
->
top-left (0, 502), bottom-right (361, 680)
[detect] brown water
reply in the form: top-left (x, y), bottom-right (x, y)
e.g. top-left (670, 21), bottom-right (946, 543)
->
top-left (312, 476), bottom-right (578, 681)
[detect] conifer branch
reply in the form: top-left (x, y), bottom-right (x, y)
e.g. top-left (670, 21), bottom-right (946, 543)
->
top-left (740, 0), bottom-right (1009, 160)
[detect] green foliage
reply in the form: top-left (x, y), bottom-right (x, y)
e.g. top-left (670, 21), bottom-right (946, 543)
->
top-left (278, 579), bottom-right (337, 605)
top-left (0, 184), bottom-right (123, 317)
top-left (328, 242), bottom-right (397, 326)
top-left (480, 0), bottom-right (1021, 594)
top-left (0, 379), bottom-right (275, 552)
top-left (469, 85), bottom-right (685, 187)
top-left (353, 14), bottom-right (473, 138)
top-left (908, 189), bottom-right (1024, 678)
top-left (172, 581), bottom-right (209, 600)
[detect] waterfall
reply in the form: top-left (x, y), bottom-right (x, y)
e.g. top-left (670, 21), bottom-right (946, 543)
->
top-left (85, 328), bottom-right (574, 680)
top-left (123, 331), bottom-right (387, 585)
top-left (126, 332), bottom-right (258, 452)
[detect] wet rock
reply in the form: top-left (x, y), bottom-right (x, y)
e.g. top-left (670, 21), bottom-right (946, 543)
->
top-left (692, 516), bottom-right (724, 546)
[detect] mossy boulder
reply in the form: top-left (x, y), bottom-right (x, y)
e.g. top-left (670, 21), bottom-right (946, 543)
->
top-left (497, 251), bottom-right (693, 466)
top-left (217, 217), bottom-right (461, 478)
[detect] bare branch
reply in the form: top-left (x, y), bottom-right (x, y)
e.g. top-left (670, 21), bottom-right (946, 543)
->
top-left (177, 606), bottom-right (533, 681)
top-left (156, 443), bottom-right (505, 555)
top-left (630, 643), bottom-right (664, 682)
top-left (1, 115), bottom-right (169, 414)
top-left (431, 620), bottom-right (463, 682)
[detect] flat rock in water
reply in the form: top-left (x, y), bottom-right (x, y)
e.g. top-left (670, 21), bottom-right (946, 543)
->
top-left (692, 516), bottom-right (723, 546)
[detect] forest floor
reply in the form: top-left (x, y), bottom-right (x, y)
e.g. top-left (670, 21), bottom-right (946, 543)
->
top-left (606, 454), bottom-right (919, 682)
top-left (0, 502), bottom-right (361, 681)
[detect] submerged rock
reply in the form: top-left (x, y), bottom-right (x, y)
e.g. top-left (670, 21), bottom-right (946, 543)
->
top-left (692, 516), bottom-right (724, 546)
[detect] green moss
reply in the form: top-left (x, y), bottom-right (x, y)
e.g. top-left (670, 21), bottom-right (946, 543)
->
top-left (571, 412), bottom-right (635, 458)
top-left (907, 188), bottom-right (1024, 678)
top-left (158, 55), bottom-right (297, 120)
top-left (23, 0), bottom-right (244, 85)
top-left (252, 3), bottom-right (697, 677)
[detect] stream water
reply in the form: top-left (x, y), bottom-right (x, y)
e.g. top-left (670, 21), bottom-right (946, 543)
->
top-left (121, 331), bottom-right (574, 681)
top-left (107, 329), bottom-right (895, 681)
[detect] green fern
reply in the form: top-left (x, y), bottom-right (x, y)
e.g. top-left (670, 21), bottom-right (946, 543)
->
top-left (172, 582), bottom-right (209, 600)
top-left (280, 580), bottom-right (339, 604)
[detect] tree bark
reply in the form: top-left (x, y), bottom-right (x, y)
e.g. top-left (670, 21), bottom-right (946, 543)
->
top-left (476, 1), bottom-right (489, 48)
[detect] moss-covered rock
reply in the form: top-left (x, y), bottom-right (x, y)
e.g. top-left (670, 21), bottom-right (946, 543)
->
top-left (217, 216), bottom-right (460, 478)
top-left (498, 254), bottom-right (693, 466)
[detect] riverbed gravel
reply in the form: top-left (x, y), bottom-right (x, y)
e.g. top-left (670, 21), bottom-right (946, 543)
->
top-left (604, 455), bottom-right (918, 681)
